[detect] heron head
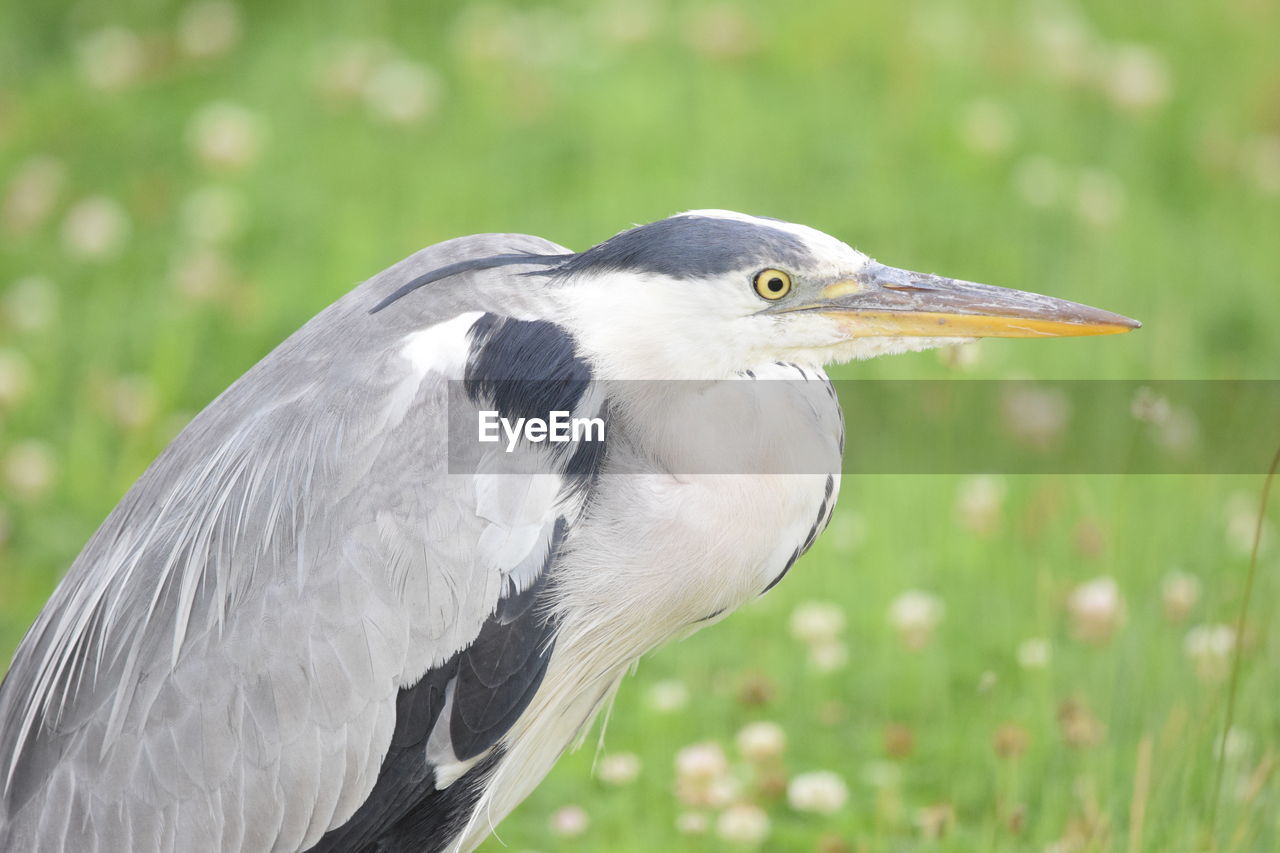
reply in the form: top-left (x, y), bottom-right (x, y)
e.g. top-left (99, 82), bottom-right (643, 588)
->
top-left (549, 210), bottom-right (1140, 379)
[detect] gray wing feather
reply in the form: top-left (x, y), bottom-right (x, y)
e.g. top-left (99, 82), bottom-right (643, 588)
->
top-left (0, 232), bottom-right (581, 851)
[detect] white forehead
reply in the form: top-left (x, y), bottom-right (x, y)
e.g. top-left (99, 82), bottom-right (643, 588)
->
top-left (678, 209), bottom-right (870, 270)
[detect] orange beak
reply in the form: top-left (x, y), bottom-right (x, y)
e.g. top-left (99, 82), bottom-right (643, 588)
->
top-left (783, 262), bottom-right (1140, 338)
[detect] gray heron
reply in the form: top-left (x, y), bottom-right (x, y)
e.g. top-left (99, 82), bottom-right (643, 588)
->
top-left (0, 211), bottom-right (1138, 851)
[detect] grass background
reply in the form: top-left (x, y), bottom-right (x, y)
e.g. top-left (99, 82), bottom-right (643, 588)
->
top-left (2, 0), bottom-right (1278, 849)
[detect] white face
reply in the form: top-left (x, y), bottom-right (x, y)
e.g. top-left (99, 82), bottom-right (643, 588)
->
top-left (551, 209), bottom-right (1137, 380)
top-left (552, 211), bottom-right (969, 379)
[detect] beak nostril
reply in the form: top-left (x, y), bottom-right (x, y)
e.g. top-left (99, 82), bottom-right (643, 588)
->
top-left (881, 283), bottom-right (933, 293)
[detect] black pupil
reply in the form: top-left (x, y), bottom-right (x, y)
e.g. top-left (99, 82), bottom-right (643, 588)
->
top-left (767, 277), bottom-right (783, 292)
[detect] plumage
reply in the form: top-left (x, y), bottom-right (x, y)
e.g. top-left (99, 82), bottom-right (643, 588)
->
top-left (0, 211), bottom-right (1138, 851)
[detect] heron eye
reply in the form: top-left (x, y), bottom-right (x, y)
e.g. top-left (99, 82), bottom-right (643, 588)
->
top-left (753, 269), bottom-right (792, 300)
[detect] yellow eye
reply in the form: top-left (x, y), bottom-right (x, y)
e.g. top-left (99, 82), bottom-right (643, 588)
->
top-left (753, 268), bottom-right (792, 300)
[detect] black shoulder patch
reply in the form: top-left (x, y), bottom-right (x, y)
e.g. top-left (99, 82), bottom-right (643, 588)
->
top-left (563, 411), bottom-right (608, 498)
top-left (553, 216), bottom-right (810, 280)
top-left (451, 564), bottom-right (559, 761)
top-left (464, 315), bottom-right (592, 423)
top-left (307, 747), bottom-right (504, 853)
top-left (307, 663), bottom-right (459, 852)
top-left (310, 525), bottom-right (564, 852)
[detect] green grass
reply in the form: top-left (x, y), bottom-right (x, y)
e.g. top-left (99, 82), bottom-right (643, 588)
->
top-left (2, 0), bottom-right (1278, 849)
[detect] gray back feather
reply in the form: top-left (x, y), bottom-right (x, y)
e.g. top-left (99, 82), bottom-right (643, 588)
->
top-left (0, 232), bottom-right (584, 851)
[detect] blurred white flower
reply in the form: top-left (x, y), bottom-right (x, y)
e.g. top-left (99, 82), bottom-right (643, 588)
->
top-left (675, 741), bottom-right (728, 784)
top-left (705, 775), bottom-right (739, 808)
top-left (788, 597), bottom-right (850, 667)
top-left (3, 156), bottom-right (66, 235)
top-left (0, 350), bottom-right (32, 409)
top-left (500, 7), bottom-right (582, 69)
top-left (1216, 726), bottom-right (1253, 761)
top-left (1001, 383), bottom-right (1070, 449)
top-left (683, 4), bottom-right (760, 61)
top-left (675, 811), bottom-right (710, 835)
top-left (1130, 387), bottom-right (1198, 453)
top-left (61, 196), bottom-right (131, 260)
top-left (977, 670), bottom-right (998, 693)
top-left (548, 804), bottom-right (588, 837)
top-left (908, 3), bottom-right (971, 59)
top-left (171, 247), bottom-right (235, 302)
top-left (1223, 491), bottom-right (1272, 557)
top-left (76, 27), bottom-right (146, 92)
top-left (105, 374), bottom-right (158, 430)
top-left (180, 185), bottom-right (248, 244)
top-left (1102, 44), bottom-right (1171, 112)
top-left (177, 1), bottom-right (242, 59)
top-left (1016, 637), bottom-right (1052, 670)
top-left (675, 741), bottom-right (738, 808)
top-left (363, 59), bottom-right (444, 125)
top-left (916, 802), bottom-right (957, 840)
top-left (1161, 570), bottom-right (1200, 622)
top-left (958, 99), bottom-right (1016, 156)
top-left (4, 440), bottom-right (57, 501)
top-left (789, 601), bottom-right (845, 645)
top-left (1130, 386), bottom-right (1172, 423)
top-left (597, 752), bottom-right (640, 786)
top-left (315, 39), bottom-right (391, 99)
top-left (187, 102), bottom-right (265, 171)
top-left (787, 770), bottom-right (848, 814)
top-left (4, 276), bottom-right (59, 332)
top-left (736, 721), bottom-right (786, 764)
top-left (1075, 169), bottom-right (1126, 227)
top-left (824, 509), bottom-right (867, 553)
top-left (1246, 135), bottom-right (1280, 196)
top-left (1026, 3), bottom-right (1095, 84)
top-left (590, 0), bottom-right (659, 45)
top-left (887, 590), bottom-right (944, 650)
top-left (715, 803), bottom-right (770, 845)
top-left (956, 475), bottom-right (1005, 535)
top-left (1013, 155), bottom-right (1063, 209)
top-left (450, 4), bottom-right (525, 65)
top-left (808, 639), bottom-right (848, 672)
top-left (646, 679), bottom-right (689, 713)
top-left (679, 779), bottom-right (738, 811)
top-left (1184, 623), bottom-right (1235, 684)
top-left (1154, 407), bottom-right (1199, 455)
top-left (1066, 576), bottom-right (1125, 643)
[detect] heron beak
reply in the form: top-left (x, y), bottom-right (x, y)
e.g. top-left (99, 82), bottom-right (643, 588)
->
top-left (791, 262), bottom-right (1141, 338)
